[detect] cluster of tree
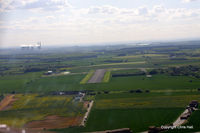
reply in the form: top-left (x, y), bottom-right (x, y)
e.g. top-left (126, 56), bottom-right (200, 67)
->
top-left (24, 67), bottom-right (46, 73)
top-left (38, 54), bottom-right (98, 63)
top-left (0, 94), bottom-right (4, 101)
top-left (117, 53), bottom-right (127, 56)
top-left (104, 60), bottom-right (124, 63)
top-left (129, 89), bottom-right (150, 93)
top-left (112, 72), bottom-right (145, 77)
top-left (63, 55), bottom-right (98, 60)
top-left (149, 65), bottom-right (200, 78)
top-left (170, 53), bottom-right (200, 58)
top-left (170, 58), bottom-right (187, 61)
top-left (22, 63), bottom-right (74, 73)
top-left (0, 66), bottom-right (9, 72)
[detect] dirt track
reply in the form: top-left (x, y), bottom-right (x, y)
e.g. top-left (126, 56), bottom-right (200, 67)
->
top-left (25, 115), bottom-right (82, 129)
top-left (88, 69), bottom-right (106, 83)
top-left (81, 100), bottom-right (94, 126)
top-left (0, 95), bottom-right (15, 111)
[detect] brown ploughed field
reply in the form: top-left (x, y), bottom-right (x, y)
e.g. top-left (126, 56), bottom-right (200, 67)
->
top-left (25, 115), bottom-right (82, 129)
top-left (0, 94), bottom-right (16, 111)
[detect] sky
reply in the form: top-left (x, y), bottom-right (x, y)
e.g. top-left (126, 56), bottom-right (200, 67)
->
top-left (0, 0), bottom-right (200, 47)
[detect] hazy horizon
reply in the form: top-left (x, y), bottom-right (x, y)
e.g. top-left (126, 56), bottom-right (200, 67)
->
top-left (0, 0), bottom-right (200, 47)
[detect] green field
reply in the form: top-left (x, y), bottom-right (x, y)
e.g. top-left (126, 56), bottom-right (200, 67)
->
top-left (1, 73), bottom-right (200, 93)
top-left (54, 92), bottom-right (200, 132)
top-left (21, 74), bottom-right (84, 93)
top-left (111, 68), bottom-right (144, 74)
top-left (82, 74), bottom-right (200, 91)
top-left (102, 70), bottom-right (111, 83)
top-left (84, 108), bottom-right (183, 132)
top-left (94, 93), bottom-right (200, 109)
top-left (0, 72), bottom-right (42, 93)
top-left (54, 108), bottom-right (184, 133)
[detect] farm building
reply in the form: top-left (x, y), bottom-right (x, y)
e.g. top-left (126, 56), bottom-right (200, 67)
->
top-left (146, 75), bottom-right (152, 78)
top-left (0, 124), bottom-right (7, 129)
top-left (180, 100), bottom-right (199, 120)
top-left (44, 71), bottom-right (53, 75)
top-left (189, 100), bottom-right (199, 108)
top-left (74, 92), bottom-right (85, 102)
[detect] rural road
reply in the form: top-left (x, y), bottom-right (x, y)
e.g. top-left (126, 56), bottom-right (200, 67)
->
top-left (81, 100), bottom-right (94, 126)
top-left (88, 69), bottom-right (106, 83)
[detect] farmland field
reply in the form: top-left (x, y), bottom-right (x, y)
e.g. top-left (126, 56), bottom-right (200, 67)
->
top-left (54, 91), bottom-right (200, 133)
top-left (82, 74), bottom-right (200, 91)
top-left (22, 74), bottom-right (85, 93)
top-left (3, 71), bottom-right (200, 94)
top-left (94, 93), bottom-right (200, 109)
top-left (84, 108), bottom-right (183, 132)
top-left (1, 42), bottom-right (200, 132)
top-left (54, 108), bottom-right (183, 133)
top-left (102, 70), bottom-right (111, 83)
top-left (0, 94), bottom-right (84, 128)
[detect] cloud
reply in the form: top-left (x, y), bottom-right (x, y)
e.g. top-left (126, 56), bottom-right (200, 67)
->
top-left (182, 0), bottom-right (199, 3)
top-left (137, 6), bottom-right (148, 15)
top-left (2, 5), bottom-right (199, 31)
top-left (88, 5), bottom-right (119, 15)
top-left (0, 0), bottom-right (15, 12)
top-left (0, 4), bottom-right (200, 46)
top-left (153, 5), bottom-right (165, 13)
top-left (0, 0), bottom-right (72, 12)
top-left (22, 0), bottom-right (72, 11)
top-left (46, 16), bottom-right (56, 19)
top-left (2, 5), bottom-right (200, 30)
